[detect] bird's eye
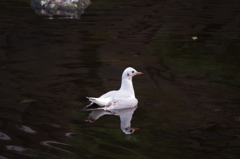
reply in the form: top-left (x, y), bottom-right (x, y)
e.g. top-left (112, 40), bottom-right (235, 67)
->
top-left (127, 73), bottom-right (129, 76)
top-left (130, 130), bottom-right (133, 133)
top-left (132, 71), bottom-right (134, 73)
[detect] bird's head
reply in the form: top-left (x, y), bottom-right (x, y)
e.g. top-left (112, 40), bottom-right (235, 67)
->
top-left (122, 67), bottom-right (143, 80)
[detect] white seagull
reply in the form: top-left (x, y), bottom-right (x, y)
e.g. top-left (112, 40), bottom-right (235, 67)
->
top-left (83, 67), bottom-right (143, 110)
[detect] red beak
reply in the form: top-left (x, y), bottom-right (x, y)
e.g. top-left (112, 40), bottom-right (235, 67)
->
top-left (136, 72), bottom-right (143, 75)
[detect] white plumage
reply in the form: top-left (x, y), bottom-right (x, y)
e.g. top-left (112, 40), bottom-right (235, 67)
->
top-left (83, 67), bottom-right (143, 110)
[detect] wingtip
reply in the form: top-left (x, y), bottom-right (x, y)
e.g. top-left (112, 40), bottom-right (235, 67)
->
top-left (80, 102), bottom-right (105, 111)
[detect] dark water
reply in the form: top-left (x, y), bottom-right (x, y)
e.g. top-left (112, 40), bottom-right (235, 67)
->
top-left (0, 0), bottom-right (240, 158)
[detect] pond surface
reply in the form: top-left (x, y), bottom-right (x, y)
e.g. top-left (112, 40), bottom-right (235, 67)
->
top-left (0, 0), bottom-right (240, 158)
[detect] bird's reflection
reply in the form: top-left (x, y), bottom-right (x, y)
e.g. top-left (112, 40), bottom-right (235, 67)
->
top-left (84, 106), bottom-right (139, 134)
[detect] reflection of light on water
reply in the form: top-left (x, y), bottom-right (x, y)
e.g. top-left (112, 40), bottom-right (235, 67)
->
top-left (0, 132), bottom-right (11, 140)
top-left (6, 145), bottom-right (27, 152)
top-left (65, 132), bottom-right (76, 137)
top-left (40, 141), bottom-right (72, 153)
top-left (15, 125), bottom-right (37, 134)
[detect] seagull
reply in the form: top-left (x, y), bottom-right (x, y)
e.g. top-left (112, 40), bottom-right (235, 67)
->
top-left (82, 67), bottom-right (143, 110)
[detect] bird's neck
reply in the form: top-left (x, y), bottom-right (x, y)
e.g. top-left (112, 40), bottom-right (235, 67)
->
top-left (119, 78), bottom-right (135, 97)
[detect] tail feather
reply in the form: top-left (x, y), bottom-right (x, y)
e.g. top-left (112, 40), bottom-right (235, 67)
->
top-left (80, 102), bottom-right (104, 111)
top-left (86, 97), bottom-right (96, 103)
